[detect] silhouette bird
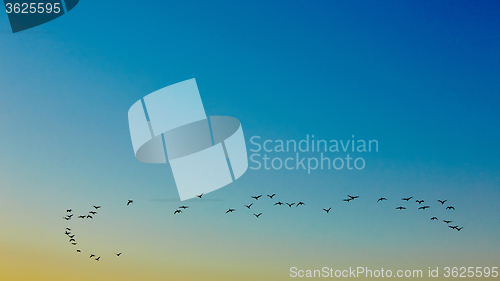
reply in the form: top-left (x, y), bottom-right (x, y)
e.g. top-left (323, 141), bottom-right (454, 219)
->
top-left (323, 208), bottom-right (331, 213)
top-left (65, 231), bottom-right (71, 235)
top-left (63, 217), bottom-right (71, 220)
top-left (173, 210), bottom-right (182, 214)
top-left (377, 197), bottom-right (387, 202)
top-left (456, 227), bottom-right (463, 231)
top-left (95, 256), bottom-right (100, 261)
top-left (251, 195), bottom-right (262, 200)
top-left (226, 208), bottom-right (235, 213)
top-left (89, 211), bottom-right (97, 215)
top-left (430, 217), bottom-right (438, 221)
top-left (418, 206), bottom-right (430, 210)
top-left (253, 213), bottom-right (262, 218)
top-left (348, 195), bottom-right (359, 200)
top-left (343, 198), bottom-right (352, 202)
top-left (286, 203), bottom-right (295, 207)
top-left (127, 200), bottom-right (133, 206)
top-left (76, 249), bottom-right (81, 253)
top-left (446, 206), bottom-right (455, 210)
top-left (66, 209), bottom-right (72, 213)
top-left (416, 200), bottom-right (424, 204)
top-left (196, 193), bottom-right (204, 198)
top-left (274, 202), bottom-right (284, 206)
top-left (449, 225), bottom-right (458, 230)
top-left (443, 220), bottom-right (453, 224)
top-left (116, 252), bottom-right (122, 256)
top-left (179, 206), bottom-right (189, 209)
top-left (71, 242), bottom-right (77, 245)
top-left (296, 202), bottom-right (305, 207)
top-left (396, 206), bottom-right (406, 210)
top-left (66, 228), bottom-right (71, 231)
top-left (86, 215), bottom-right (93, 219)
top-left (89, 254), bottom-right (95, 258)
top-left (93, 206), bottom-right (101, 209)
top-left (267, 194), bottom-right (276, 199)
top-left (438, 200), bottom-right (447, 205)
top-left (402, 196), bottom-right (413, 201)
top-left (244, 203), bottom-right (253, 209)
top-left (78, 215), bottom-right (86, 219)
top-left (69, 239), bottom-right (76, 242)
top-left (68, 235), bottom-right (75, 238)
top-left (67, 214), bottom-right (73, 218)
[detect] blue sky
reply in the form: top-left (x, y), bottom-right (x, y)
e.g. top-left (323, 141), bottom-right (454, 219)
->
top-left (0, 1), bottom-right (499, 280)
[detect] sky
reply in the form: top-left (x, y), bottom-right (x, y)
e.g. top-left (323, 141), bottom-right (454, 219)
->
top-left (0, 1), bottom-right (499, 280)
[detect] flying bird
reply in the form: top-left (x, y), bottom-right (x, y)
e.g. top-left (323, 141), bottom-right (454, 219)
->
top-left (418, 206), bottom-right (430, 210)
top-left (251, 195), bottom-right (262, 200)
top-left (93, 206), bottom-right (101, 209)
top-left (286, 203), bottom-right (295, 207)
top-left (443, 220), bottom-right (453, 224)
top-left (116, 252), bottom-right (122, 256)
top-left (65, 231), bottom-right (71, 235)
top-left (244, 203), bottom-right (253, 209)
top-left (323, 208), bottom-right (331, 213)
top-left (253, 213), bottom-right (262, 218)
top-left (196, 193), bottom-right (204, 198)
top-left (402, 197), bottom-right (413, 201)
top-left (66, 209), bottom-right (72, 213)
top-left (89, 254), bottom-right (95, 258)
top-left (430, 217), bottom-right (438, 221)
top-left (68, 235), bottom-right (75, 238)
top-left (173, 210), bottom-right (182, 214)
top-left (69, 239), bottom-right (76, 242)
top-left (446, 206), bottom-right (455, 210)
top-left (416, 200), bottom-right (424, 204)
top-left (89, 211), bottom-right (97, 215)
top-left (343, 198), bottom-right (352, 202)
top-left (226, 209), bottom-right (235, 213)
top-left (396, 206), bottom-right (406, 210)
top-left (78, 215), bottom-right (86, 219)
top-left (348, 195), bottom-right (359, 200)
top-left (438, 200), bottom-right (447, 205)
top-left (267, 194), bottom-right (276, 199)
top-left (67, 214), bottom-right (73, 218)
top-left (63, 217), bottom-right (71, 221)
top-left (76, 249), bottom-right (81, 253)
top-left (448, 225), bottom-right (458, 230)
top-left (456, 227), bottom-right (463, 231)
top-left (66, 228), bottom-right (71, 231)
top-left (274, 202), bottom-right (283, 206)
top-left (127, 200), bottom-right (133, 206)
top-left (296, 202), bottom-right (305, 207)
top-left (179, 206), bottom-right (189, 209)
top-left (95, 256), bottom-right (100, 261)
top-left (377, 197), bottom-right (387, 202)
top-left (86, 215), bottom-right (93, 219)
top-left (71, 242), bottom-right (77, 245)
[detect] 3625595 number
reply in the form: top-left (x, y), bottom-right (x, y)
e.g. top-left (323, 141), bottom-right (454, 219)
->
top-left (5, 2), bottom-right (62, 14)
top-left (443, 267), bottom-right (498, 278)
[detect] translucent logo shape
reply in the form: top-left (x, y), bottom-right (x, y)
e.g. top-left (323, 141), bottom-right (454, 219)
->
top-left (128, 79), bottom-right (248, 201)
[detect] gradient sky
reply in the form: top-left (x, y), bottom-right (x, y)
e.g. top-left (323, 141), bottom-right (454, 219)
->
top-left (0, 1), bottom-right (499, 280)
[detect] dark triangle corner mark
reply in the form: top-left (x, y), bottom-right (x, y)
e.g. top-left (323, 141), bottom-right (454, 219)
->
top-left (4, 0), bottom-right (79, 33)
top-left (63, 0), bottom-right (79, 12)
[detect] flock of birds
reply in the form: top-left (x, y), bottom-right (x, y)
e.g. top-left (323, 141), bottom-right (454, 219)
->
top-left (62, 200), bottom-right (133, 261)
top-left (62, 193), bottom-right (462, 260)
top-left (170, 193), bottom-right (464, 232)
top-left (379, 196), bottom-right (462, 231)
